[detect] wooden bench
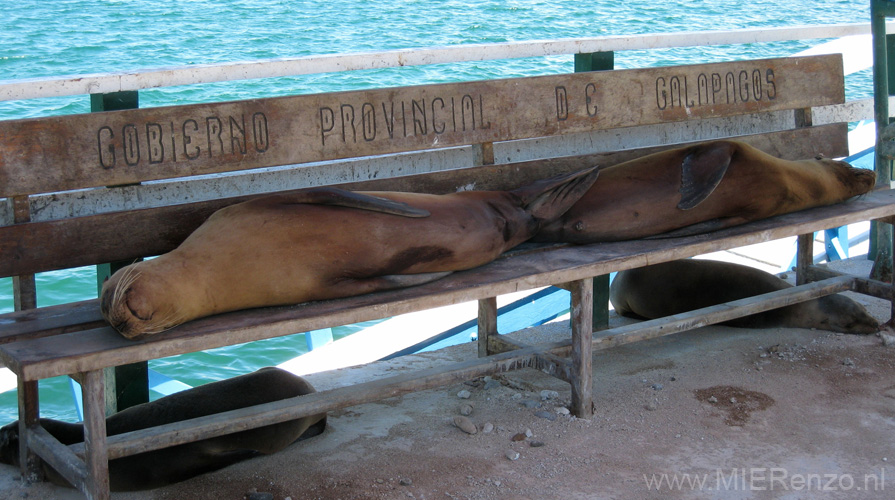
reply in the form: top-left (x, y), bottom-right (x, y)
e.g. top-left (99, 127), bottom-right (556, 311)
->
top-left (2, 52), bottom-right (893, 500)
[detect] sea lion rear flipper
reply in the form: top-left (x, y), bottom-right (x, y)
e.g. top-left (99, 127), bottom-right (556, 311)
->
top-left (678, 141), bottom-right (736, 210)
top-left (511, 167), bottom-right (600, 221)
top-left (285, 187), bottom-right (430, 217)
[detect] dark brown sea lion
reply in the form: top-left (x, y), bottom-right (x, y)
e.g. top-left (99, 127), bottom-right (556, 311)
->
top-left (0, 367), bottom-right (326, 492)
top-left (534, 140), bottom-right (876, 243)
top-left (609, 259), bottom-right (879, 334)
top-left (101, 168), bottom-right (598, 339)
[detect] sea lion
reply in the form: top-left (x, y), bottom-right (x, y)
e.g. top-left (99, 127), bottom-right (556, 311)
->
top-left (101, 168), bottom-right (599, 339)
top-left (0, 367), bottom-right (326, 492)
top-left (609, 259), bottom-right (879, 334)
top-left (535, 140), bottom-right (876, 243)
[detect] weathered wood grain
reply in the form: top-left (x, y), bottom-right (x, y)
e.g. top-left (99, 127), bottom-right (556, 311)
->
top-left (476, 298), bottom-right (497, 358)
top-left (0, 299), bottom-right (106, 344)
top-left (28, 425), bottom-right (88, 492)
top-left (61, 276), bottom-right (854, 462)
top-left (0, 124), bottom-right (848, 278)
top-left (569, 278), bottom-right (594, 417)
top-left (81, 370), bottom-right (110, 500)
top-left (0, 55), bottom-right (843, 197)
top-left (2, 188), bottom-right (892, 382)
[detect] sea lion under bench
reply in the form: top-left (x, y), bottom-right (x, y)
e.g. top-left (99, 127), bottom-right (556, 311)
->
top-left (0, 367), bottom-right (326, 492)
top-left (534, 140), bottom-right (876, 243)
top-left (610, 259), bottom-right (879, 334)
top-left (101, 167), bottom-right (599, 339)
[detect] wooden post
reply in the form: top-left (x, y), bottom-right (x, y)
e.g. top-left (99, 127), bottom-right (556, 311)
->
top-left (11, 196), bottom-right (36, 311)
top-left (81, 370), bottom-right (110, 500)
top-left (796, 233), bottom-right (814, 286)
top-left (574, 51), bottom-right (614, 331)
top-left (10, 195), bottom-right (41, 483)
top-left (477, 297), bottom-right (498, 357)
top-left (569, 278), bottom-right (594, 418)
top-left (91, 91), bottom-right (149, 414)
top-left (16, 378), bottom-right (42, 484)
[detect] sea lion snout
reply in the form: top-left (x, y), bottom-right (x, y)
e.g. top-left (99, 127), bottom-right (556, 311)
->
top-left (101, 267), bottom-right (144, 338)
top-left (101, 264), bottom-right (185, 339)
top-left (815, 294), bottom-right (880, 335)
top-left (821, 158), bottom-right (876, 196)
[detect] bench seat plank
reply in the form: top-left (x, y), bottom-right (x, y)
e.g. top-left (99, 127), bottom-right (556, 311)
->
top-left (0, 300), bottom-right (106, 345)
top-left (3, 187), bottom-right (894, 382)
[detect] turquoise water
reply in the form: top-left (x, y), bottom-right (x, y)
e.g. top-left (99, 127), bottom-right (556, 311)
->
top-left (0, 0), bottom-right (872, 423)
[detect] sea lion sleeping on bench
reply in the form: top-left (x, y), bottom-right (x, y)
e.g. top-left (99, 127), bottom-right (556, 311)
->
top-left (534, 140), bottom-right (876, 243)
top-left (100, 167), bottom-right (599, 339)
top-left (0, 367), bottom-right (326, 492)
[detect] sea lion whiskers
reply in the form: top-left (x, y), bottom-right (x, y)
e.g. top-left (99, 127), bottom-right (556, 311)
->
top-left (135, 307), bottom-right (187, 337)
top-left (110, 265), bottom-right (140, 312)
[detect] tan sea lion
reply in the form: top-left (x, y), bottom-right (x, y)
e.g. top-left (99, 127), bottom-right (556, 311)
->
top-left (534, 140), bottom-right (876, 243)
top-left (101, 168), bottom-right (599, 339)
top-left (609, 259), bottom-right (879, 334)
top-left (0, 367), bottom-right (326, 492)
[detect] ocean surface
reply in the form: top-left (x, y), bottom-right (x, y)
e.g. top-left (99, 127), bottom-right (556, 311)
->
top-left (0, 0), bottom-right (873, 422)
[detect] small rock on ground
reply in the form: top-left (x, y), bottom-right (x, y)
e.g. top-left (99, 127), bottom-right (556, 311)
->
top-left (453, 415), bottom-right (477, 434)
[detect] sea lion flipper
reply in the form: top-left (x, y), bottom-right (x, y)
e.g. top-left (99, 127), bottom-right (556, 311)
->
top-left (678, 141), bottom-right (736, 210)
top-left (511, 167), bottom-right (600, 220)
top-left (644, 217), bottom-right (746, 239)
top-left (329, 271), bottom-right (453, 298)
top-left (296, 415), bottom-right (328, 442)
top-left (288, 187), bottom-right (431, 218)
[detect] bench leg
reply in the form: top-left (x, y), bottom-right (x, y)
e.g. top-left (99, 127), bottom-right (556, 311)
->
top-left (477, 297), bottom-right (498, 357)
top-left (16, 378), bottom-right (42, 483)
top-left (81, 370), bottom-right (111, 500)
top-left (796, 233), bottom-right (814, 285)
top-left (569, 278), bottom-right (594, 418)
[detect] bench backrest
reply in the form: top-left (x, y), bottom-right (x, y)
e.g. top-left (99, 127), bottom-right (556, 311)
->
top-left (1, 54), bottom-right (847, 279)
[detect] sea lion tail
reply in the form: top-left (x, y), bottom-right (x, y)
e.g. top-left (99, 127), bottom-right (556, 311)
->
top-left (511, 167), bottom-right (600, 221)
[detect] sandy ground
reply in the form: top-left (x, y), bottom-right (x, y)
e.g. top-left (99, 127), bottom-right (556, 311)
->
top-left (1, 259), bottom-right (894, 500)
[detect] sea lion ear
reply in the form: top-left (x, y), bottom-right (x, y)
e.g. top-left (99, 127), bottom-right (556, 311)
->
top-left (678, 141), bottom-right (735, 210)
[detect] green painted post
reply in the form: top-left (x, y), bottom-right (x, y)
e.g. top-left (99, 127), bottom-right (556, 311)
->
top-left (871, 0), bottom-right (895, 284)
top-left (574, 52), bottom-right (614, 331)
top-left (869, 31), bottom-right (895, 262)
top-left (574, 52), bottom-right (614, 74)
top-left (91, 91), bottom-right (150, 414)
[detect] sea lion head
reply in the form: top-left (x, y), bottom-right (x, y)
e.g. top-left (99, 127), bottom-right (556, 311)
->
top-left (812, 293), bottom-right (880, 335)
top-left (100, 261), bottom-right (194, 340)
top-left (811, 156), bottom-right (876, 200)
top-left (0, 421), bottom-right (19, 467)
